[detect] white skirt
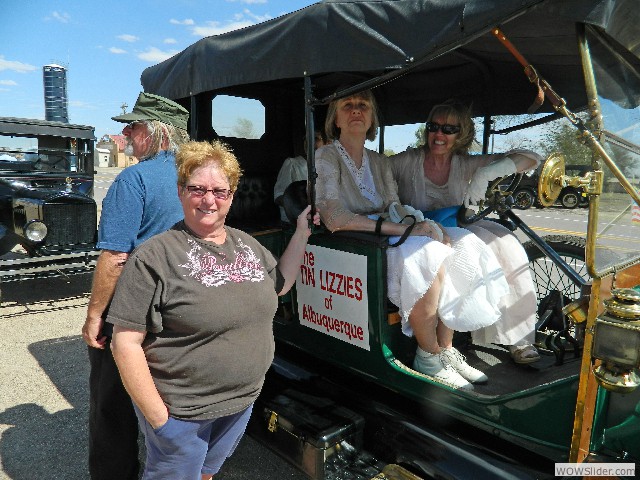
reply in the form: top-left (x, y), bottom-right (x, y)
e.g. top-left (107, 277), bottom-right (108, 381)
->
top-left (386, 227), bottom-right (509, 335)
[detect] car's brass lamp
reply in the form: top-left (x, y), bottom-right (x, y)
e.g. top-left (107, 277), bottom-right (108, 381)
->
top-left (592, 288), bottom-right (640, 393)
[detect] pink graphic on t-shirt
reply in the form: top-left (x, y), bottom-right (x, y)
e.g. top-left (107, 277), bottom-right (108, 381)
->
top-left (180, 238), bottom-right (265, 287)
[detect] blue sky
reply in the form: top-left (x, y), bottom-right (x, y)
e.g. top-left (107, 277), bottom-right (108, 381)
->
top-left (0, 1), bottom-right (320, 137)
top-left (0, 0), bottom-right (430, 153)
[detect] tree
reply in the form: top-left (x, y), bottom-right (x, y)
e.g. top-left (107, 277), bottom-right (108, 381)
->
top-left (533, 116), bottom-right (640, 181)
top-left (232, 118), bottom-right (258, 139)
top-left (484, 115), bottom-right (539, 152)
top-left (413, 124), bottom-right (426, 147)
top-left (536, 121), bottom-right (592, 167)
top-left (603, 141), bottom-right (637, 178)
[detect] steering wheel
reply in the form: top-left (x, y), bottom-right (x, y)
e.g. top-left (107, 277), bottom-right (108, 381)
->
top-left (457, 172), bottom-right (524, 225)
top-left (46, 155), bottom-right (68, 170)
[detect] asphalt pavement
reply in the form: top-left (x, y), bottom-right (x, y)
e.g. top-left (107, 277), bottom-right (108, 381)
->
top-left (0, 273), bottom-right (307, 479)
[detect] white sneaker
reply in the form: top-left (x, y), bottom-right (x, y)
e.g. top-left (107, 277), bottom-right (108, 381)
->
top-left (440, 347), bottom-right (488, 384)
top-left (412, 351), bottom-right (473, 390)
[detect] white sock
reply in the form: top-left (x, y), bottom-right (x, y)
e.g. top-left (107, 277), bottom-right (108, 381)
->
top-left (416, 346), bottom-right (437, 358)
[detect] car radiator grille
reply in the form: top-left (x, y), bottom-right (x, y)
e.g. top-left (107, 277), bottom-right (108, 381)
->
top-left (43, 202), bottom-right (97, 247)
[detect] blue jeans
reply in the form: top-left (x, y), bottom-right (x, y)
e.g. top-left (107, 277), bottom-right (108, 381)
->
top-left (134, 404), bottom-right (253, 479)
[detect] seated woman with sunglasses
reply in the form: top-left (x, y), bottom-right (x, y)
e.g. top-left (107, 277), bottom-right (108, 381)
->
top-left (107, 140), bottom-right (319, 480)
top-left (316, 89), bottom-right (512, 391)
top-left (391, 100), bottom-right (542, 364)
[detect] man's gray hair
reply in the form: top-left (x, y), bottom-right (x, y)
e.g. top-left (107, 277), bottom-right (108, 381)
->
top-left (138, 120), bottom-right (190, 160)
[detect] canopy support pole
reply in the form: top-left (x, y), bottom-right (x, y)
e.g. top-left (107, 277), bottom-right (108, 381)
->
top-left (304, 75), bottom-right (318, 219)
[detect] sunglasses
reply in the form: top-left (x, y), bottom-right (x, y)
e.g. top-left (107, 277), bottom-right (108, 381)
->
top-left (425, 122), bottom-right (461, 135)
top-left (184, 185), bottom-right (233, 200)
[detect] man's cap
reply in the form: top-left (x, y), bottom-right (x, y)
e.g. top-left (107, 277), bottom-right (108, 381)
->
top-left (112, 92), bottom-right (189, 131)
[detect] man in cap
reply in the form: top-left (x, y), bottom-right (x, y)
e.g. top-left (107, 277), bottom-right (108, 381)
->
top-left (82, 92), bottom-right (189, 480)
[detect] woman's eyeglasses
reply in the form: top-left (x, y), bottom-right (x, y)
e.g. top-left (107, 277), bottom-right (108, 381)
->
top-left (425, 122), bottom-right (461, 135)
top-left (184, 185), bottom-right (233, 200)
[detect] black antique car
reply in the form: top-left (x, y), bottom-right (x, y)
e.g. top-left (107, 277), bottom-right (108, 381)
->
top-left (141, 0), bottom-right (640, 478)
top-left (0, 117), bottom-right (99, 296)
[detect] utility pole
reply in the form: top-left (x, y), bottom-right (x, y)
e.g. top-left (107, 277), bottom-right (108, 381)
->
top-left (120, 102), bottom-right (128, 115)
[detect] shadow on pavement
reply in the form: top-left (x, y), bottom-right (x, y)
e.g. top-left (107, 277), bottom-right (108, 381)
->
top-left (0, 336), bottom-right (90, 479)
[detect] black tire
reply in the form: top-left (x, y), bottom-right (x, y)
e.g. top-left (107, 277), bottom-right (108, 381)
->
top-left (560, 188), bottom-right (580, 209)
top-left (512, 188), bottom-right (535, 210)
top-left (578, 191), bottom-right (589, 208)
top-left (523, 235), bottom-right (587, 313)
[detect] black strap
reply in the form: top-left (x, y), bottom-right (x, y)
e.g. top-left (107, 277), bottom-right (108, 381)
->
top-left (375, 216), bottom-right (384, 236)
top-left (376, 215), bottom-right (416, 247)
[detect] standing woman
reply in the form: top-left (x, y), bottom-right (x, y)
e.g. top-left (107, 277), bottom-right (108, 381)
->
top-left (108, 140), bottom-right (319, 480)
top-left (391, 100), bottom-right (541, 364)
top-left (315, 89), bottom-right (510, 391)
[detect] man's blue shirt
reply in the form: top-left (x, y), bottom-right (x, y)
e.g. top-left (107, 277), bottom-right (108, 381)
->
top-left (97, 151), bottom-right (184, 252)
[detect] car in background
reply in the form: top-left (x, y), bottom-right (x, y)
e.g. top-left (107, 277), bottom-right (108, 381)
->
top-left (509, 163), bottom-right (589, 209)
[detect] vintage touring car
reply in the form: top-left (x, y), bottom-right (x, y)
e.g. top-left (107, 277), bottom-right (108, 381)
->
top-left (141, 0), bottom-right (640, 477)
top-left (0, 117), bottom-right (99, 299)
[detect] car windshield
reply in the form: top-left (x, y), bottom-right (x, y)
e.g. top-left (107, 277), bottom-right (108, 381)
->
top-left (587, 27), bottom-right (640, 272)
top-left (0, 137), bottom-right (79, 173)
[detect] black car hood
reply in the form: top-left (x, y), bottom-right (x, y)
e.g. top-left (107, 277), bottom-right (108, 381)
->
top-left (0, 177), bottom-right (94, 203)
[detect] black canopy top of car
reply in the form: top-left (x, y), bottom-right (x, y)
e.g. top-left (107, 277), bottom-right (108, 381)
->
top-left (141, 0), bottom-right (639, 125)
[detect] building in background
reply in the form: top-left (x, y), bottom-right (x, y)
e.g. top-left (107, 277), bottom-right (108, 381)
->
top-left (43, 64), bottom-right (68, 123)
top-left (96, 147), bottom-right (111, 167)
top-left (109, 134), bottom-right (126, 152)
top-left (96, 134), bottom-right (136, 168)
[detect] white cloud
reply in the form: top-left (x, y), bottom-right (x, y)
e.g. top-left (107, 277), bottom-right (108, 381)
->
top-left (226, 0), bottom-right (267, 3)
top-left (109, 47), bottom-right (127, 54)
top-left (51, 11), bottom-right (71, 23)
top-left (191, 9), bottom-right (272, 38)
top-left (170, 18), bottom-right (195, 25)
top-left (0, 80), bottom-right (18, 86)
top-left (241, 9), bottom-right (272, 23)
top-left (69, 100), bottom-right (96, 109)
top-left (163, 38), bottom-right (177, 44)
top-left (117, 34), bottom-right (139, 43)
top-left (0, 56), bottom-right (37, 73)
top-left (137, 47), bottom-right (180, 63)
top-left (192, 20), bottom-right (254, 37)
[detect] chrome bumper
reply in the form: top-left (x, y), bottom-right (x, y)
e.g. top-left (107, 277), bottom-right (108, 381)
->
top-left (0, 250), bottom-right (100, 282)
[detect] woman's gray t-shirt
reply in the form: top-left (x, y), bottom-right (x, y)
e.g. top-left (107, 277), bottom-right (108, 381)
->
top-left (107, 222), bottom-right (282, 420)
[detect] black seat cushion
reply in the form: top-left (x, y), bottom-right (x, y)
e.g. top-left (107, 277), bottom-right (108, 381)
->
top-left (228, 175), bottom-right (279, 230)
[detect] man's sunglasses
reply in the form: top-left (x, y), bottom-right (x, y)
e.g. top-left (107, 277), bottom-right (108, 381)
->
top-left (425, 122), bottom-right (461, 135)
top-left (184, 185), bottom-right (233, 200)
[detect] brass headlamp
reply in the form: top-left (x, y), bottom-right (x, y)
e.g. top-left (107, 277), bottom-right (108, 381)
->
top-left (592, 288), bottom-right (640, 393)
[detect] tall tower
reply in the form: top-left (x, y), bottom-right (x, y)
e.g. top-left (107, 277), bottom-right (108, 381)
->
top-left (43, 64), bottom-right (69, 123)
